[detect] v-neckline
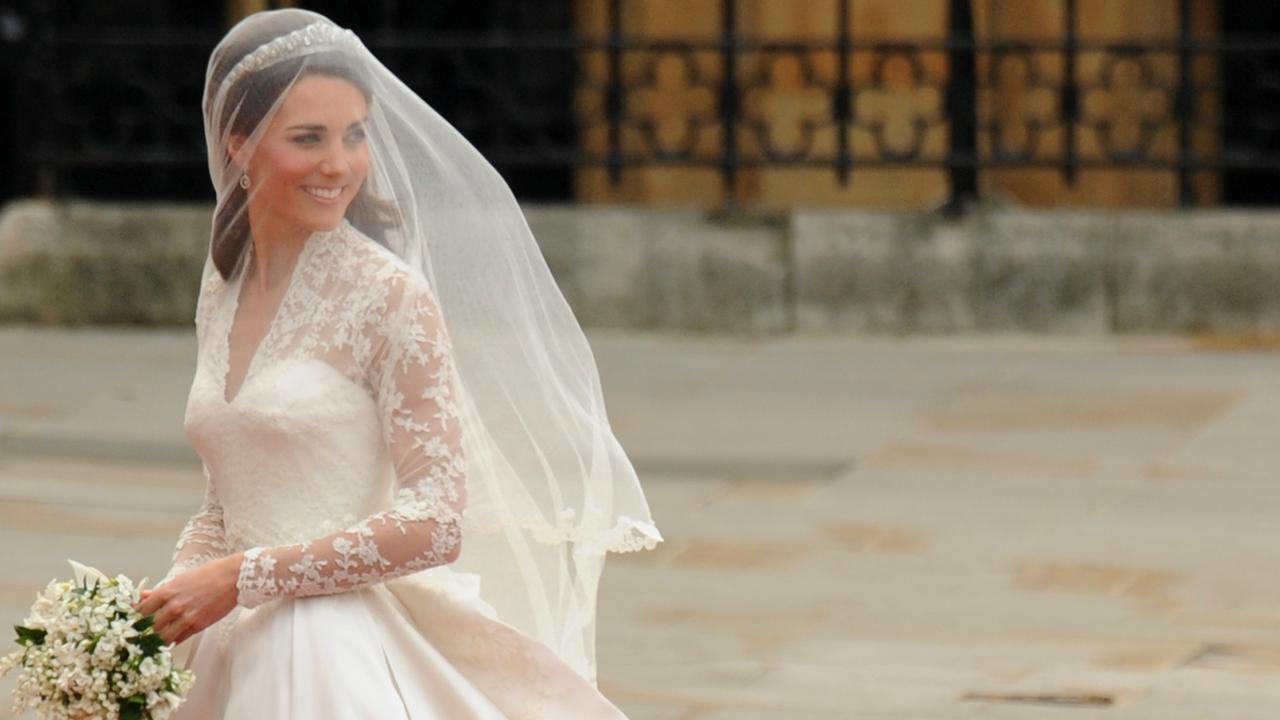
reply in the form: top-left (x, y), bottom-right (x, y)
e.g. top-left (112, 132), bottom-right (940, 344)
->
top-left (221, 235), bottom-right (313, 405)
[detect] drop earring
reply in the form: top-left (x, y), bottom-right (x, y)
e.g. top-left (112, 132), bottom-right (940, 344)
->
top-left (239, 174), bottom-right (251, 190)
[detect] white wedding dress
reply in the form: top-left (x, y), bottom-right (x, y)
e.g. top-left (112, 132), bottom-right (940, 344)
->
top-left (162, 220), bottom-right (629, 719)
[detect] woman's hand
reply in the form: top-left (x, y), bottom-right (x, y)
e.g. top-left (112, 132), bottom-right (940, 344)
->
top-left (133, 552), bottom-right (244, 645)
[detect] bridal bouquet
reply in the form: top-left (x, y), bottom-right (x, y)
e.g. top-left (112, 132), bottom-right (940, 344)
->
top-left (0, 560), bottom-right (194, 720)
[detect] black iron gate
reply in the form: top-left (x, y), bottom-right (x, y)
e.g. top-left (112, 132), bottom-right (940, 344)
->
top-left (4, 0), bottom-right (1280, 208)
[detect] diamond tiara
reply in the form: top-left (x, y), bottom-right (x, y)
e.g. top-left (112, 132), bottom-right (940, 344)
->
top-left (221, 21), bottom-right (364, 91)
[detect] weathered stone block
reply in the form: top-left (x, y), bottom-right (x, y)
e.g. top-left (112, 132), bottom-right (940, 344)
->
top-left (1111, 212), bottom-right (1280, 333)
top-left (969, 211), bottom-right (1109, 333)
top-left (528, 206), bottom-right (789, 333)
top-left (792, 209), bottom-right (1109, 333)
top-left (0, 200), bottom-right (209, 325)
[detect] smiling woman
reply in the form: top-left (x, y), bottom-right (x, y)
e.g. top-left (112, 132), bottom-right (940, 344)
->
top-left (133, 7), bottom-right (661, 720)
top-left (209, 35), bottom-right (388, 283)
top-left (239, 76), bottom-right (371, 229)
top-left (221, 73), bottom-right (374, 401)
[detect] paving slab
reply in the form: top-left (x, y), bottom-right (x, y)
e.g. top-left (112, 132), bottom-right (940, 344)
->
top-left (1, 328), bottom-right (1278, 718)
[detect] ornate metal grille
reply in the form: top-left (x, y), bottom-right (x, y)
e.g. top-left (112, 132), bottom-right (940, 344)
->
top-left (6, 0), bottom-right (1280, 208)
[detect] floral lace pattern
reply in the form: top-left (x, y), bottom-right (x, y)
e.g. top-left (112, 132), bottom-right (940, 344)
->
top-left (161, 464), bottom-right (231, 586)
top-left (236, 224), bottom-right (467, 607)
top-left (169, 222), bottom-right (467, 609)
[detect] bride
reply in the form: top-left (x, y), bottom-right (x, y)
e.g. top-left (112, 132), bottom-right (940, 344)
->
top-left (131, 9), bottom-right (661, 719)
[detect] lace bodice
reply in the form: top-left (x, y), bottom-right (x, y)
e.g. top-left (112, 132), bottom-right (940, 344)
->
top-left (163, 221), bottom-right (466, 608)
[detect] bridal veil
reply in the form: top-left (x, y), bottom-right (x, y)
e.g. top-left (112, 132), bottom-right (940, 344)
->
top-left (202, 8), bottom-right (661, 681)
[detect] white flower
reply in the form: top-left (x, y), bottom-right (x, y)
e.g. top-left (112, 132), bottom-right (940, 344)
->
top-left (67, 559), bottom-right (108, 591)
top-left (2, 567), bottom-right (196, 719)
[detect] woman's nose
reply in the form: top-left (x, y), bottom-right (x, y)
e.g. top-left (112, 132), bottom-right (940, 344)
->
top-left (319, 148), bottom-right (351, 176)
top-left (319, 158), bottom-right (345, 176)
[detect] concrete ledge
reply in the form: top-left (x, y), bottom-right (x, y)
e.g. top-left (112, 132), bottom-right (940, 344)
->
top-left (1111, 213), bottom-right (1280, 333)
top-left (791, 210), bottom-right (1110, 333)
top-left (4, 198), bottom-right (1280, 334)
top-left (532, 207), bottom-right (789, 333)
top-left (0, 200), bottom-right (209, 324)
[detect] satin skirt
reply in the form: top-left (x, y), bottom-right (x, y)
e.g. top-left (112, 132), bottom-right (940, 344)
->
top-left (171, 572), bottom-right (628, 720)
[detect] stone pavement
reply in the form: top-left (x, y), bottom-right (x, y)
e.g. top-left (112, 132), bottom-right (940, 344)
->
top-left (1, 328), bottom-right (1279, 718)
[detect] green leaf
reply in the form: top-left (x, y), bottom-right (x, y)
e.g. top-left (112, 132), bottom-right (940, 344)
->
top-left (15, 626), bottom-right (46, 646)
top-left (132, 615), bottom-right (155, 633)
top-left (137, 633), bottom-right (164, 655)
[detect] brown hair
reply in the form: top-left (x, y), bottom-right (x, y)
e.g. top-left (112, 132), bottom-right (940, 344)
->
top-left (207, 23), bottom-right (396, 280)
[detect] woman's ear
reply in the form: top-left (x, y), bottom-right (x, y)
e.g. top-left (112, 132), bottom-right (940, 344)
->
top-left (227, 134), bottom-right (252, 173)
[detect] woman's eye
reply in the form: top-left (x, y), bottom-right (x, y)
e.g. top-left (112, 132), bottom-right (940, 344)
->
top-left (345, 128), bottom-right (367, 143)
top-left (290, 133), bottom-right (321, 145)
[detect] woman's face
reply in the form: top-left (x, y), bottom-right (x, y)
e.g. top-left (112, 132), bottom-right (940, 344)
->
top-left (240, 73), bottom-right (370, 240)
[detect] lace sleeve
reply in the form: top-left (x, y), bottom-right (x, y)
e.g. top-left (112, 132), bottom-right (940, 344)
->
top-left (234, 274), bottom-right (467, 608)
top-left (159, 463), bottom-right (231, 587)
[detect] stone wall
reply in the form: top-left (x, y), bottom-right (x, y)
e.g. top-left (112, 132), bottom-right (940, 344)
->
top-left (0, 201), bottom-right (209, 325)
top-left (3, 198), bottom-right (1280, 334)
